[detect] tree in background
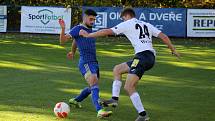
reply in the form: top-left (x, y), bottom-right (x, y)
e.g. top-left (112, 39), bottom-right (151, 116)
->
top-left (0, 0), bottom-right (214, 8)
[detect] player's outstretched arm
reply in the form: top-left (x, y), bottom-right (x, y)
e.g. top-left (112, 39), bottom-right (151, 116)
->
top-left (158, 32), bottom-right (180, 58)
top-left (80, 29), bottom-right (114, 38)
top-left (59, 19), bottom-right (70, 45)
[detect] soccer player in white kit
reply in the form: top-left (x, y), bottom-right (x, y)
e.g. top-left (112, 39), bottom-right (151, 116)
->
top-left (80, 8), bottom-right (180, 121)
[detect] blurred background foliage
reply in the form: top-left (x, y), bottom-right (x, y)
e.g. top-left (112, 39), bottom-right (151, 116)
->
top-left (0, 0), bottom-right (214, 8)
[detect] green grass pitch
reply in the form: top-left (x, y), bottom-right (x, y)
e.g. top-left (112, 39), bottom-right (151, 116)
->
top-left (0, 34), bottom-right (214, 121)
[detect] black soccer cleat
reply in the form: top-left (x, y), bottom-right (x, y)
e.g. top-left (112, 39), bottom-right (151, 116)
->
top-left (99, 99), bottom-right (118, 108)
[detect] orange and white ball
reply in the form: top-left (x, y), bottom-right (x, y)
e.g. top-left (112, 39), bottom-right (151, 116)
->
top-left (54, 102), bottom-right (70, 118)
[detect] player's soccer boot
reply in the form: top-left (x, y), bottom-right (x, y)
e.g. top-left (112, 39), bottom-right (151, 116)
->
top-left (97, 109), bottom-right (112, 118)
top-left (99, 99), bottom-right (118, 107)
top-left (69, 98), bottom-right (82, 108)
top-left (135, 115), bottom-right (150, 121)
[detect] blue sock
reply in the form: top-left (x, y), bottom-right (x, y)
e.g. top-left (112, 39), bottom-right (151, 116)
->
top-left (75, 87), bottom-right (91, 102)
top-left (91, 84), bottom-right (102, 111)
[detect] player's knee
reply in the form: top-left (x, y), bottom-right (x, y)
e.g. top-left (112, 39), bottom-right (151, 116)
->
top-left (88, 75), bottom-right (98, 86)
top-left (89, 80), bottom-right (98, 87)
top-left (113, 64), bottom-right (121, 75)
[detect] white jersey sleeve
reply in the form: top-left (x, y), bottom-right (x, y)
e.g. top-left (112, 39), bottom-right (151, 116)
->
top-left (147, 23), bottom-right (161, 37)
top-left (111, 21), bottom-right (129, 35)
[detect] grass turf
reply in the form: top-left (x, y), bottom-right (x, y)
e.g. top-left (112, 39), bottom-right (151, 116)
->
top-left (0, 34), bottom-right (214, 121)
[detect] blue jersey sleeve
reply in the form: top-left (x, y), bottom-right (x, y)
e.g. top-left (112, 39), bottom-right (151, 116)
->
top-left (69, 26), bottom-right (80, 38)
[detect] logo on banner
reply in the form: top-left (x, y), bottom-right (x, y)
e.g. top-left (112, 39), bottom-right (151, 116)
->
top-left (187, 9), bottom-right (215, 37)
top-left (193, 16), bottom-right (215, 31)
top-left (94, 12), bottom-right (107, 30)
top-left (28, 9), bottom-right (63, 25)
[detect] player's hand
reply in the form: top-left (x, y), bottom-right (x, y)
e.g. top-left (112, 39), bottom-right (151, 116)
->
top-left (79, 29), bottom-right (89, 37)
top-left (67, 51), bottom-right (75, 60)
top-left (172, 49), bottom-right (180, 59)
top-left (58, 19), bottom-right (65, 29)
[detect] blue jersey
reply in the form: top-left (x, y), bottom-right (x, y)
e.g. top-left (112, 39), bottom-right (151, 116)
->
top-left (69, 24), bottom-right (97, 64)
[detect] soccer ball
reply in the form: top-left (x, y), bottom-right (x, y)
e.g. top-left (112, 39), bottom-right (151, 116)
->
top-left (54, 102), bottom-right (70, 118)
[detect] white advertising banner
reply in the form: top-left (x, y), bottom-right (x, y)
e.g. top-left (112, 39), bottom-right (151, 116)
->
top-left (21, 6), bottom-right (71, 34)
top-left (187, 9), bottom-right (215, 37)
top-left (0, 6), bottom-right (7, 32)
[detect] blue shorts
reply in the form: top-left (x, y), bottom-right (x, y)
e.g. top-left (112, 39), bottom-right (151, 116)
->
top-left (79, 62), bottom-right (100, 79)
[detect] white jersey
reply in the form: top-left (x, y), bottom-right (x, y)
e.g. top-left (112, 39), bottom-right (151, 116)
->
top-left (111, 18), bottom-right (161, 55)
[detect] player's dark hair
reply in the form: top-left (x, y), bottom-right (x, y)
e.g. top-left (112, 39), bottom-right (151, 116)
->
top-left (84, 9), bottom-right (97, 16)
top-left (120, 8), bottom-right (136, 18)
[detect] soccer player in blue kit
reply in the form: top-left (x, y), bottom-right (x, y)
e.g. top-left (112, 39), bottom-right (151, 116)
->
top-left (58, 9), bottom-right (112, 118)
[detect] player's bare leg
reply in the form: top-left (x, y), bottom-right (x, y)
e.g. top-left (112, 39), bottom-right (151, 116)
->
top-left (113, 62), bottom-right (130, 81)
top-left (124, 74), bottom-right (149, 121)
top-left (100, 62), bottom-right (129, 107)
top-left (124, 74), bottom-right (139, 96)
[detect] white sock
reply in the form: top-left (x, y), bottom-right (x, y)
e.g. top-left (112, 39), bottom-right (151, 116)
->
top-left (112, 80), bottom-right (122, 98)
top-left (130, 92), bottom-right (145, 113)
